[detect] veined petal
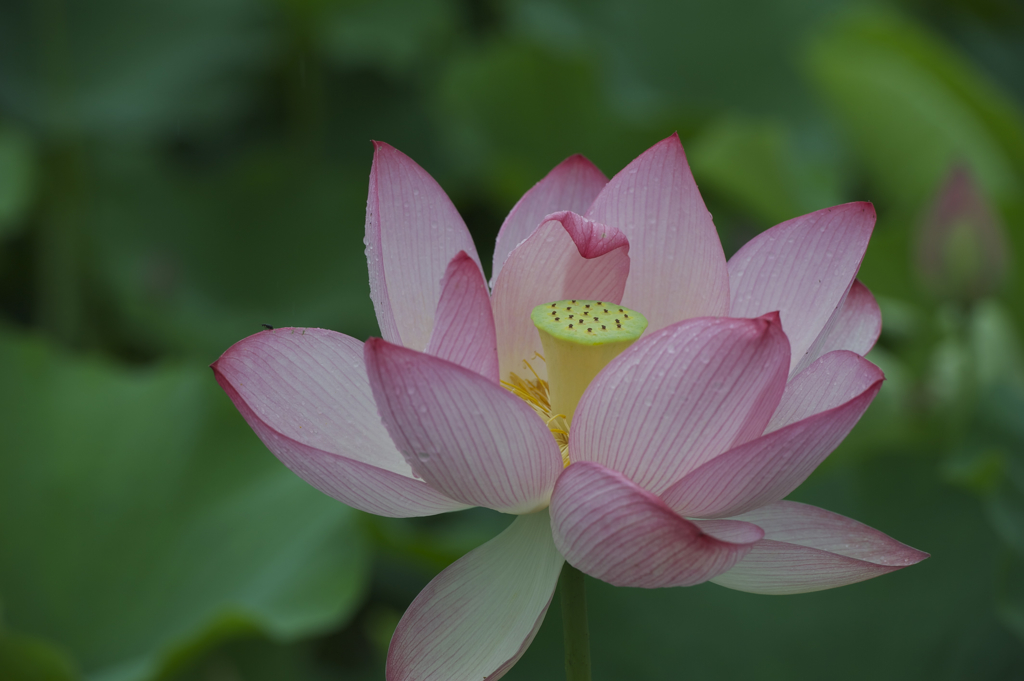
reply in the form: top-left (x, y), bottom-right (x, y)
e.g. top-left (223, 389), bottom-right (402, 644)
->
top-left (366, 142), bottom-right (482, 351)
top-left (491, 211), bottom-right (630, 381)
top-left (585, 133), bottom-right (730, 332)
top-left (364, 339), bottom-right (563, 514)
top-left (727, 202), bottom-right (875, 375)
top-left (660, 358), bottom-right (882, 518)
top-left (491, 155), bottom-right (608, 286)
top-left (425, 252), bottom-right (499, 382)
top-left (712, 501), bottom-right (928, 595)
top-left (212, 328), bottom-right (468, 517)
top-left (766, 350), bottom-right (884, 432)
top-left (569, 314), bottom-right (789, 494)
top-left (549, 463), bottom-right (761, 588)
top-left (690, 518), bottom-right (767, 544)
top-left (387, 510), bottom-right (563, 681)
top-left (804, 280), bottom-right (882, 364)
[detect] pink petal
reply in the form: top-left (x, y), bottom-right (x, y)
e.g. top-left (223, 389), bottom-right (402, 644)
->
top-left (767, 349), bottom-right (885, 432)
top-left (689, 518), bottom-right (768, 544)
top-left (425, 252), bottom-right (499, 382)
top-left (491, 155), bottom-right (608, 286)
top-left (804, 280), bottom-right (882, 364)
top-left (549, 462), bottom-right (761, 588)
top-left (364, 339), bottom-right (563, 514)
top-left (569, 314), bottom-right (790, 494)
top-left (585, 133), bottom-right (730, 332)
top-left (490, 211), bottom-right (630, 381)
top-left (711, 501), bottom-right (929, 594)
top-left (387, 510), bottom-right (563, 681)
top-left (212, 328), bottom-right (468, 517)
top-left (727, 202), bottom-right (875, 374)
top-left (366, 142), bottom-right (482, 351)
top-left (659, 355), bottom-right (883, 518)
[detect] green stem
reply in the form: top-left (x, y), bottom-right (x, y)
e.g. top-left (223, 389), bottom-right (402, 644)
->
top-left (559, 562), bottom-right (592, 681)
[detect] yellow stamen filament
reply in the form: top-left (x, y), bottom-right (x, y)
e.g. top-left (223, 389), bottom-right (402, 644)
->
top-left (501, 355), bottom-right (571, 468)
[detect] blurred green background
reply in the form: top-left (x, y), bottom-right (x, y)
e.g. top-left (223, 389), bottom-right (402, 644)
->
top-left (2, 0), bottom-right (1023, 679)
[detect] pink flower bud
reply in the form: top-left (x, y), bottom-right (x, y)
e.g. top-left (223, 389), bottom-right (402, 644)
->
top-left (915, 164), bottom-right (1009, 302)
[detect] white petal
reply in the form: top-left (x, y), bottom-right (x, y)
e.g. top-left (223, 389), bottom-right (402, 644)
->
top-left (387, 510), bottom-right (564, 681)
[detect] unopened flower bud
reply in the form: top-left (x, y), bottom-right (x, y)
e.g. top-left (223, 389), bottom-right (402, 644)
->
top-left (915, 164), bottom-right (1009, 303)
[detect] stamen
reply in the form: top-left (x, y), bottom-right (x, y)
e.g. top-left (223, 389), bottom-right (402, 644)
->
top-left (500, 355), bottom-right (570, 467)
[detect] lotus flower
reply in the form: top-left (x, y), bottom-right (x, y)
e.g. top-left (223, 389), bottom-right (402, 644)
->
top-left (212, 134), bottom-right (926, 680)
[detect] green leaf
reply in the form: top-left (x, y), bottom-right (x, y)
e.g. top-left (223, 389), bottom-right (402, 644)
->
top-left (509, 0), bottom-right (831, 118)
top-left (82, 149), bottom-right (378, 359)
top-left (434, 40), bottom-right (658, 209)
top-left (688, 117), bottom-right (848, 225)
top-left (0, 122), bottom-right (37, 239)
top-left (0, 328), bottom-right (370, 681)
top-left (688, 118), bottom-right (803, 224)
top-left (997, 553), bottom-right (1024, 644)
top-left (0, 633), bottom-right (78, 681)
top-left (0, 0), bottom-right (273, 138)
top-left (806, 9), bottom-right (1024, 210)
top-left (161, 636), bottom-right (337, 681)
top-left (313, 0), bottom-right (459, 76)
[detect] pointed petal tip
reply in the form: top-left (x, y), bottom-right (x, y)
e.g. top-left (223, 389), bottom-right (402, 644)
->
top-left (653, 131), bottom-right (684, 153)
top-left (363, 337), bottom-right (387, 363)
top-left (834, 200), bottom-right (877, 227)
top-left (586, 129), bottom-right (729, 330)
top-left (559, 153), bottom-right (600, 169)
top-left (544, 211), bottom-right (630, 259)
top-left (854, 200), bottom-right (876, 219)
top-left (551, 462), bottom-right (757, 588)
top-left (212, 328), bottom-right (470, 517)
top-left (886, 543), bottom-right (930, 567)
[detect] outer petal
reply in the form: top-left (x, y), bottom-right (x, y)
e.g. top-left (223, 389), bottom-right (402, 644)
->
top-left (585, 132), bottom-right (730, 332)
top-left (711, 501), bottom-right (929, 595)
top-left (364, 339), bottom-right (562, 514)
top-left (366, 142), bottom-right (482, 351)
top-left (212, 328), bottom-right (468, 517)
top-left (804, 279), bottom-right (882, 363)
top-left (659, 354), bottom-right (883, 518)
top-left (569, 314), bottom-right (789, 494)
top-left (425, 252), bottom-right (499, 382)
top-left (549, 463), bottom-right (761, 588)
top-left (727, 202), bottom-right (875, 375)
top-left (491, 211), bottom-right (630, 381)
top-left (387, 510), bottom-right (563, 681)
top-left (766, 349), bottom-right (884, 432)
top-left (491, 154), bottom-right (608, 286)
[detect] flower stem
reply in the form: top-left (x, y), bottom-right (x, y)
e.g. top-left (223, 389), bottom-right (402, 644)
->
top-left (559, 562), bottom-right (592, 681)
